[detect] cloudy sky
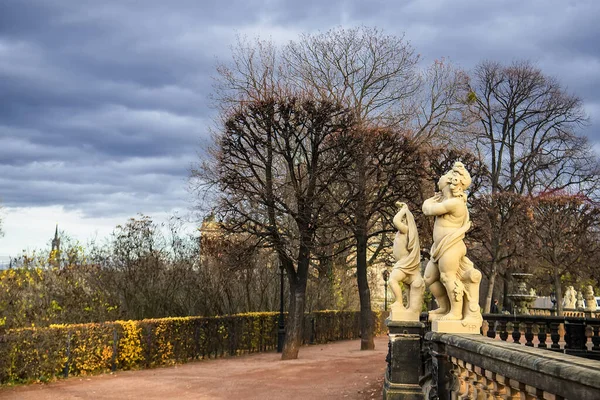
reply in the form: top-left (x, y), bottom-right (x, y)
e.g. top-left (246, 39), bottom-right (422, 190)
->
top-left (1, 0), bottom-right (599, 258)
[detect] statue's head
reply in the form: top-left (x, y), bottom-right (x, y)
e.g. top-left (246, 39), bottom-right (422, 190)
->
top-left (446, 161), bottom-right (471, 201)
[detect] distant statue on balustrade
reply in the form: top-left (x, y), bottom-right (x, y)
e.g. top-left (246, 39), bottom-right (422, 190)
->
top-left (563, 286), bottom-right (577, 309)
top-left (576, 291), bottom-right (586, 310)
top-left (388, 202), bottom-right (424, 321)
top-left (585, 285), bottom-right (597, 312)
top-left (422, 161), bottom-right (482, 333)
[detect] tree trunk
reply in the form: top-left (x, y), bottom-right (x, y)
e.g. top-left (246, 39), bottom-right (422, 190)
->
top-left (483, 262), bottom-right (497, 313)
top-left (554, 268), bottom-right (563, 317)
top-left (356, 231), bottom-right (374, 350)
top-left (281, 247), bottom-right (309, 360)
top-left (502, 271), bottom-right (512, 312)
top-left (281, 279), bottom-right (306, 360)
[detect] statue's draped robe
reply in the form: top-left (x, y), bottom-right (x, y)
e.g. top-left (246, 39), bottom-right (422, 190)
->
top-left (392, 208), bottom-right (420, 273)
top-left (429, 206), bottom-right (474, 280)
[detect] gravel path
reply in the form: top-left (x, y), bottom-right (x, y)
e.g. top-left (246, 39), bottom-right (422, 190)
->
top-left (0, 336), bottom-right (389, 400)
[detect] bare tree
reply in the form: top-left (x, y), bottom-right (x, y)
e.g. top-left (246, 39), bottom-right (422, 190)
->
top-left (192, 96), bottom-right (355, 359)
top-left (527, 193), bottom-right (600, 316)
top-left (212, 36), bottom-right (290, 112)
top-left (285, 27), bottom-right (468, 349)
top-left (463, 60), bottom-right (599, 310)
top-left (469, 192), bottom-right (529, 312)
top-left (330, 127), bottom-right (423, 349)
top-left (208, 26), bottom-right (471, 350)
top-left (285, 26), bottom-right (421, 125)
top-left (411, 59), bottom-right (469, 145)
top-left (465, 60), bottom-right (596, 195)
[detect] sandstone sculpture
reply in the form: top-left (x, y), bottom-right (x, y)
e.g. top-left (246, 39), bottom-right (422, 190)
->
top-left (563, 286), bottom-right (577, 309)
top-left (576, 291), bottom-right (586, 310)
top-left (388, 202), bottom-right (424, 321)
top-left (423, 161), bottom-right (482, 333)
top-left (585, 285), bottom-right (597, 312)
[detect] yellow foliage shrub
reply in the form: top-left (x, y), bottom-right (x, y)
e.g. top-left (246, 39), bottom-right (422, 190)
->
top-left (116, 321), bottom-right (144, 370)
top-left (0, 310), bottom-right (384, 385)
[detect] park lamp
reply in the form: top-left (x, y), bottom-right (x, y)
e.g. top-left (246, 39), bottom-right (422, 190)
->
top-left (382, 269), bottom-right (390, 283)
top-left (382, 270), bottom-right (390, 311)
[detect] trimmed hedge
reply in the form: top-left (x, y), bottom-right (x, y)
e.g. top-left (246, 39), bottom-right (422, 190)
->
top-left (0, 310), bottom-right (388, 385)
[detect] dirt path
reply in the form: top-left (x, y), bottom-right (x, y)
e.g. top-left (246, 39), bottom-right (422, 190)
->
top-left (0, 337), bottom-right (388, 400)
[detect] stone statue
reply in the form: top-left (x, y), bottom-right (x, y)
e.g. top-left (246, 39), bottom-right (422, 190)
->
top-left (422, 161), bottom-right (482, 333)
top-left (585, 285), bottom-right (597, 312)
top-left (576, 291), bottom-right (585, 310)
top-left (563, 286), bottom-right (577, 309)
top-left (388, 202), bottom-right (424, 321)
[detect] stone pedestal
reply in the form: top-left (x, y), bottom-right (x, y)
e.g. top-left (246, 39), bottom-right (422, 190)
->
top-left (389, 302), bottom-right (420, 322)
top-left (431, 319), bottom-right (481, 334)
top-left (383, 319), bottom-right (425, 400)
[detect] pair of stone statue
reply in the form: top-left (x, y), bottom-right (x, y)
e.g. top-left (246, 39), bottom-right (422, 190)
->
top-left (389, 161), bottom-right (482, 333)
top-left (564, 285), bottom-right (597, 311)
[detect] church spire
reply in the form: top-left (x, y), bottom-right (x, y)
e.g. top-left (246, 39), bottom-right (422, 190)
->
top-left (51, 224), bottom-right (60, 253)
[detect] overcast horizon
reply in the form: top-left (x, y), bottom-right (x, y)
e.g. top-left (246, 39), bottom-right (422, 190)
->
top-left (1, 0), bottom-right (599, 257)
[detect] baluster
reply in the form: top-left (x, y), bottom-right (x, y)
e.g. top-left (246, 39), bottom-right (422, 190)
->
top-left (511, 321), bottom-right (522, 344)
top-left (550, 322), bottom-right (561, 350)
top-left (487, 318), bottom-right (496, 339)
top-left (591, 323), bottom-right (600, 352)
top-left (537, 322), bottom-right (548, 349)
top-left (494, 374), bottom-right (509, 400)
top-left (483, 370), bottom-right (496, 400)
top-left (508, 380), bottom-right (522, 400)
top-left (454, 362), bottom-right (469, 398)
top-left (471, 367), bottom-right (490, 400)
top-left (524, 387), bottom-right (540, 400)
top-left (498, 320), bottom-right (509, 342)
top-left (448, 358), bottom-right (461, 395)
top-left (524, 320), bottom-right (534, 347)
top-left (585, 322), bottom-right (593, 352)
top-left (465, 367), bottom-right (476, 400)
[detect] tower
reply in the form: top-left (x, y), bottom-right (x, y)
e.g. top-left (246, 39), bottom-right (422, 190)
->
top-left (51, 224), bottom-right (60, 253)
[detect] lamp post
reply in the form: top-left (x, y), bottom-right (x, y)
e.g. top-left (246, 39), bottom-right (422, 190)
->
top-left (382, 269), bottom-right (390, 311)
top-left (277, 264), bottom-right (286, 353)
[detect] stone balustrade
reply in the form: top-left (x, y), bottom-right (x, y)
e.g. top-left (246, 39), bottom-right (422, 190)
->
top-left (423, 332), bottom-right (600, 399)
top-left (482, 314), bottom-right (600, 359)
top-left (528, 308), bottom-right (599, 318)
top-left (385, 314), bottom-right (600, 399)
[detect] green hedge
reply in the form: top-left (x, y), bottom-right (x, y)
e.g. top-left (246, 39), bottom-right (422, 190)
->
top-left (0, 310), bottom-right (389, 385)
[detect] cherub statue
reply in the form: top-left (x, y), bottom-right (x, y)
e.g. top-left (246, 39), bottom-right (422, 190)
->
top-left (576, 291), bottom-right (585, 310)
top-left (585, 285), bottom-right (597, 312)
top-left (388, 202), bottom-right (424, 321)
top-left (563, 286), bottom-right (577, 309)
top-left (422, 161), bottom-right (482, 332)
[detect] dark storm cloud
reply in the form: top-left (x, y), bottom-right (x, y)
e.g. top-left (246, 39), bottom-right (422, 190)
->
top-left (1, 0), bottom-right (599, 218)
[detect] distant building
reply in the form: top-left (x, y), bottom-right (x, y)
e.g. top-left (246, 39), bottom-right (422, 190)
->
top-left (51, 224), bottom-right (60, 253)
